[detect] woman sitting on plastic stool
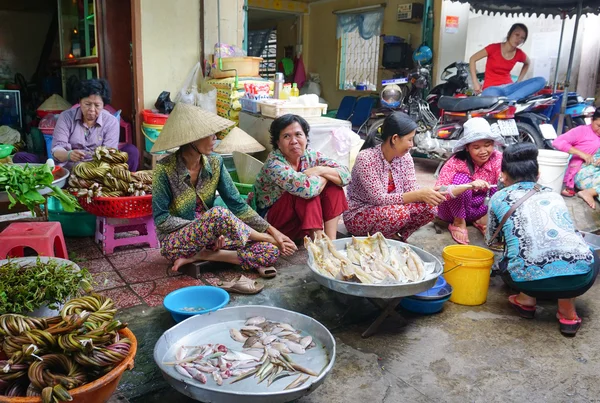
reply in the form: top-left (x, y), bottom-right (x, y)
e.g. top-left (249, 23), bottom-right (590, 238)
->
top-left (486, 143), bottom-right (597, 336)
top-left (13, 79), bottom-right (139, 171)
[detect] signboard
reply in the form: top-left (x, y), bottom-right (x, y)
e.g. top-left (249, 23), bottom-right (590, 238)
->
top-left (445, 16), bottom-right (459, 34)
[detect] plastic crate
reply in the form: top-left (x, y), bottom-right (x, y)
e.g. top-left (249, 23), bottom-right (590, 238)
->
top-left (259, 102), bottom-right (328, 119)
top-left (142, 109), bottom-right (169, 125)
top-left (240, 98), bottom-right (261, 114)
top-left (47, 196), bottom-right (96, 237)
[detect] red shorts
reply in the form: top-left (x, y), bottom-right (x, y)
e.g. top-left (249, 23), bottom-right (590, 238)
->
top-left (266, 182), bottom-right (348, 240)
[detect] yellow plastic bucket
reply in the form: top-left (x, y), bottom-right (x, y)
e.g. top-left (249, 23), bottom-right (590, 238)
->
top-left (442, 245), bottom-right (495, 306)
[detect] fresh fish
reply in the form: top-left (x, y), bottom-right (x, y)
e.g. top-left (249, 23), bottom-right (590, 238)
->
top-left (222, 350), bottom-right (260, 362)
top-left (299, 336), bottom-right (312, 349)
top-left (270, 342), bottom-right (291, 354)
top-left (269, 370), bottom-right (294, 386)
top-left (260, 334), bottom-right (278, 345)
top-left (175, 364), bottom-right (193, 378)
top-left (374, 232), bottom-right (390, 262)
top-left (241, 325), bottom-right (263, 332)
top-left (231, 368), bottom-right (255, 377)
top-left (282, 333), bottom-right (302, 343)
top-left (267, 347), bottom-right (281, 359)
top-left (184, 366), bottom-right (207, 384)
top-left (276, 323), bottom-right (296, 332)
top-left (257, 362), bottom-right (274, 383)
top-left (230, 367), bottom-right (258, 384)
top-left (276, 331), bottom-right (294, 337)
top-left (241, 348), bottom-right (264, 358)
top-left (283, 340), bottom-right (305, 355)
top-left (229, 328), bottom-right (247, 343)
top-left (243, 336), bottom-right (260, 349)
top-left (220, 369), bottom-right (231, 379)
top-left (290, 362), bottom-right (318, 376)
top-left (234, 361), bottom-right (261, 370)
top-left (176, 346), bottom-right (188, 361)
top-left (193, 363), bottom-right (217, 373)
top-left (270, 326), bottom-right (284, 335)
top-left (212, 370), bottom-right (223, 386)
top-left (284, 374), bottom-right (310, 390)
top-left (245, 316), bottom-right (266, 326)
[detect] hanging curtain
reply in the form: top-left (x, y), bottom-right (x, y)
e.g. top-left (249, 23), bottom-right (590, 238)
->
top-left (336, 9), bottom-right (384, 40)
top-left (247, 29), bottom-right (273, 57)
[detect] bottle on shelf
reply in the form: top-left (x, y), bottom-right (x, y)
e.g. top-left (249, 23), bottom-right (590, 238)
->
top-left (281, 84), bottom-right (292, 100)
top-left (290, 83), bottom-right (300, 98)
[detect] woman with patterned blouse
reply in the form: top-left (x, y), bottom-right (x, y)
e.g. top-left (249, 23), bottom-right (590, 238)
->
top-left (486, 143), bottom-right (596, 336)
top-left (436, 118), bottom-right (504, 245)
top-left (151, 104), bottom-right (296, 278)
top-left (344, 112), bottom-right (444, 240)
top-left (254, 114), bottom-right (350, 240)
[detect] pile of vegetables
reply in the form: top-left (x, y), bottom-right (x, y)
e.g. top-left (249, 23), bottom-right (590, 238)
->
top-left (0, 162), bottom-right (80, 213)
top-left (0, 258), bottom-right (92, 315)
top-left (68, 147), bottom-right (153, 201)
top-left (0, 294), bottom-right (133, 401)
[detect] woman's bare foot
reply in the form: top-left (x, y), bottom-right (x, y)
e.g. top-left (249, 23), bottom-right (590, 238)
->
top-left (171, 254), bottom-right (204, 272)
top-left (577, 189), bottom-right (597, 209)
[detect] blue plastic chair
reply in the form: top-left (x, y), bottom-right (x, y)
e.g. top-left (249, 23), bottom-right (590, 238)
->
top-left (350, 97), bottom-right (375, 133)
top-left (335, 96), bottom-right (357, 120)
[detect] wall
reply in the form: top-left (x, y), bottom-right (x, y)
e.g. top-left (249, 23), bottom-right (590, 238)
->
top-left (140, 0), bottom-right (200, 108)
top-left (0, 10), bottom-right (53, 82)
top-left (435, 1), bottom-right (470, 86)
top-left (204, 0), bottom-right (245, 58)
top-left (308, 0), bottom-right (424, 108)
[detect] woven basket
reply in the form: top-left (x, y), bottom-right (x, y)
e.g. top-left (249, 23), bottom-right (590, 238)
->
top-left (77, 195), bottom-right (152, 218)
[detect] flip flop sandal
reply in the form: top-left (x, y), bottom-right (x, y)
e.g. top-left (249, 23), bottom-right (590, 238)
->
top-left (257, 266), bottom-right (277, 279)
top-left (217, 275), bottom-right (264, 295)
top-left (561, 188), bottom-right (576, 197)
top-left (448, 224), bottom-right (469, 245)
top-left (472, 222), bottom-right (487, 237)
top-left (508, 294), bottom-right (536, 319)
top-left (488, 242), bottom-right (505, 252)
top-left (556, 312), bottom-right (582, 336)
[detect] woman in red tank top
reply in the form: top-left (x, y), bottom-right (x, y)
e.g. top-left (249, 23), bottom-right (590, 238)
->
top-left (469, 23), bottom-right (545, 101)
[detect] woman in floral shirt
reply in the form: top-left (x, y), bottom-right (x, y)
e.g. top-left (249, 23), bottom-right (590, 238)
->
top-left (152, 104), bottom-right (295, 278)
top-left (255, 114), bottom-right (350, 240)
top-left (436, 117), bottom-right (504, 245)
top-left (344, 112), bottom-right (444, 240)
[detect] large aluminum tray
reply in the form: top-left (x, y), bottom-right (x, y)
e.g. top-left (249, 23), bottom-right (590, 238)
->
top-left (0, 163), bottom-right (69, 203)
top-left (154, 305), bottom-right (336, 403)
top-left (307, 237), bottom-right (443, 299)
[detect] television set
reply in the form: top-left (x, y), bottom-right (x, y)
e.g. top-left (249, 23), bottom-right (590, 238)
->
top-left (382, 42), bottom-right (412, 70)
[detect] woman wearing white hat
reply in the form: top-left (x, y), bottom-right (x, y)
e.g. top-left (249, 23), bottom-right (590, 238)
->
top-left (151, 103), bottom-right (296, 280)
top-left (435, 117), bottom-right (504, 244)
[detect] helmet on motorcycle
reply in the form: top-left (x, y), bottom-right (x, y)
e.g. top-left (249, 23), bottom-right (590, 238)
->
top-left (380, 85), bottom-right (403, 108)
top-left (413, 45), bottom-right (433, 65)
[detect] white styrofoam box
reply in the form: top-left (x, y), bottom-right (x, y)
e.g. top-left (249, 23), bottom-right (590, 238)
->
top-left (258, 101), bottom-right (328, 119)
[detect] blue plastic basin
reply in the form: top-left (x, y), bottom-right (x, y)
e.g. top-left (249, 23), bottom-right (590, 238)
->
top-left (163, 286), bottom-right (230, 323)
top-left (400, 294), bottom-right (451, 315)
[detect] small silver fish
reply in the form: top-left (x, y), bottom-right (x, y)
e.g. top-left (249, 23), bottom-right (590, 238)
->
top-left (300, 336), bottom-right (312, 349)
top-left (212, 370), bottom-right (223, 386)
top-left (245, 316), bottom-right (266, 326)
top-left (230, 328), bottom-right (247, 343)
top-left (175, 364), bottom-right (193, 379)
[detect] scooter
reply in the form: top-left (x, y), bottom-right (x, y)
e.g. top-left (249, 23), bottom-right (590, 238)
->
top-left (426, 62), bottom-right (471, 117)
top-left (539, 92), bottom-right (596, 130)
top-left (512, 94), bottom-right (557, 148)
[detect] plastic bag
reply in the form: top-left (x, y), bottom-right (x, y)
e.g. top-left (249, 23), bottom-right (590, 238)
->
top-left (196, 81), bottom-right (217, 114)
top-left (175, 62), bottom-right (201, 105)
top-left (155, 91), bottom-right (175, 114)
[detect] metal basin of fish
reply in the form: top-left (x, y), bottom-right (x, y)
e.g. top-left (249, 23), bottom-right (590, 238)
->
top-left (307, 238), bottom-right (443, 299)
top-left (0, 163), bottom-right (70, 202)
top-left (154, 305), bottom-right (336, 403)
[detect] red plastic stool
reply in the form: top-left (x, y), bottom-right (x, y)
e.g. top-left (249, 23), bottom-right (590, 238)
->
top-left (95, 215), bottom-right (159, 255)
top-left (0, 222), bottom-right (68, 259)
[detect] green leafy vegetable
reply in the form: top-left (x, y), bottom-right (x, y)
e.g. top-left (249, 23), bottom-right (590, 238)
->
top-left (0, 258), bottom-right (92, 314)
top-left (0, 163), bottom-right (81, 212)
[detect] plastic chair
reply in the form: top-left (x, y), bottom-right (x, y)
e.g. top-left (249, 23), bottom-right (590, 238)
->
top-left (350, 97), bottom-right (375, 134)
top-left (335, 96), bottom-right (357, 121)
top-left (95, 215), bottom-right (158, 255)
top-left (0, 222), bottom-right (68, 259)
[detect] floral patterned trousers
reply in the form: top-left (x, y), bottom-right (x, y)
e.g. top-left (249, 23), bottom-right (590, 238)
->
top-left (161, 206), bottom-right (279, 271)
top-left (437, 172), bottom-right (495, 223)
top-left (344, 202), bottom-right (436, 240)
top-left (575, 162), bottom-right (600, 199)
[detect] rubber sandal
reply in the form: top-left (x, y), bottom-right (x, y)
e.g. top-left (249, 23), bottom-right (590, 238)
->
top-left (448, 224), bottom-right (469, 245)
top-left (556, 312), bottom-right (582, 336)
top-left (257, 266), bottom-right (277, 279)
top-left (508, 294), bottom-right (536, 319)
top-left (217, 275), bottom-right (264, 295)
top-left (472, 221), bottom-right (487, 237)
top-left (561, 188), bottom-right (576, 197)
top-left (488, 242), bottom-right (505, 252)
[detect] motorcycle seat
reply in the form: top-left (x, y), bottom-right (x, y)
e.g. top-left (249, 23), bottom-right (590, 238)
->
top-left (438, 96), bottom-right (501, 112)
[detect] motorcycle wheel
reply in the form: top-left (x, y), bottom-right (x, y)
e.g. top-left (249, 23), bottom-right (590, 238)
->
top-left (573, 117), bottom-right (587, 126)
top-left (515, 122), bottom-right (546, 149)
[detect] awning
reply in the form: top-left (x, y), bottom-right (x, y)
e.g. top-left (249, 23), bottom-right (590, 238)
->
top-left (451, 0), bottom-right (600, 17)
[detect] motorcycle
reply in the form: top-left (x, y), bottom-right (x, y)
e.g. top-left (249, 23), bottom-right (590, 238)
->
top-left (539, 91), bottom-right (596, 130)
top-left (426, 62), bottom-right (471, 117)
top-left (512, 93), bottom-right (557, 148)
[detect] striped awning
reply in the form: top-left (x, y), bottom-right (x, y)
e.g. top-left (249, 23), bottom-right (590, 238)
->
top-left (451, 0), bottom-right (600, 17)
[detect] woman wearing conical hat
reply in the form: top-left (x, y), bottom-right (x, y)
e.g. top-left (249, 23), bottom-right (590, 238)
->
top-left (151, 103), bottom-right (296, 278)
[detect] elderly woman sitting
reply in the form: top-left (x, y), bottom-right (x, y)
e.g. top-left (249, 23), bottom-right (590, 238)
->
top-left (436, 117), bottom-right (503, 244)
top-left (344, 112), bottom-right (443, 240)
top-left (254, 114), bottom-right (350, 240)
top-left (151, 103), bottom-right (296, 279)
top-left (14, 79), bottom-right (139, 171)
top-left (487, 143), bottom-right (597, 336)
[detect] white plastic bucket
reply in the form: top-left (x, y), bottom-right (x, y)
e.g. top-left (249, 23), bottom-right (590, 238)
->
top-left (537, 149), bottom-right (569, 193)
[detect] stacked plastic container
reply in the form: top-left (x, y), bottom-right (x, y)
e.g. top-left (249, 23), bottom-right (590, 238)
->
top-left (141, 109), bottom-right (169, 153)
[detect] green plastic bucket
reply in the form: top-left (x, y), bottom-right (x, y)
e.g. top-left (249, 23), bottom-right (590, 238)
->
top-left (47, 196), bottom-right (96, 237)
top-left (142, 123), bottom-right (164, 153)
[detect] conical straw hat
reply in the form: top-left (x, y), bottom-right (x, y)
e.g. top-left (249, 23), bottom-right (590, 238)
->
top-left (214, 127), bottom-right (266, 154)
top-left (37, 94), bottom-right (71, 111)
top-left (151, 103), bottom-right (235, 152)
